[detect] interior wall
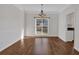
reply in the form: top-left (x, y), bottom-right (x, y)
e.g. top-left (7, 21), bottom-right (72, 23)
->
top-left (58, 12), bottom-right (66, 41)
top-left (74, 5), bottom-right (79, 51)
top-left (0, 5), bottom-right (24, 51)
top-left (24, 12), bottom-right (59, 37)
top-left (67, 13), bottom-right (75, 28)
top-left (58, 5), bottom-right (76, 42)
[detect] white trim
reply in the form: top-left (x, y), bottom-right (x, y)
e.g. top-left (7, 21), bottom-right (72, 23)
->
top-left (74, 47), bottom-right (79, 52)
top-left (58, 36), bottom-right (66, 42)
top-left (25, 35), bottom-right (58, 37)
top-left (34, 17), bottom-right (49, 35)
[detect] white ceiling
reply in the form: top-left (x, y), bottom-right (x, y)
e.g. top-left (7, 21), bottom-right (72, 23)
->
top-left (14, 4), bottom-right (71, 13)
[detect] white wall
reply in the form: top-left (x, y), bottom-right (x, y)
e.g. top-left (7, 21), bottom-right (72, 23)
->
top-left (67, 13), bottom-right (75, 28)
top-left (24, 13), bottom-right (35, 36)
top-left (24, 11), bottom-right (58, 37)
top-left (48, 14), bottom-right (58, 36)
top-left (0, 4), bottom-right (24, 51)
top-left (58, 5), bottom-right (76, 42)
top-left (58, 12), bottom-right (66, 41)
top-left (74, 5), bottom-right (79, 51)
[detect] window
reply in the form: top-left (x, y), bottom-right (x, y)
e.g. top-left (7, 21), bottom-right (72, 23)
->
top-left (35, 18), bottom-right (49, 35)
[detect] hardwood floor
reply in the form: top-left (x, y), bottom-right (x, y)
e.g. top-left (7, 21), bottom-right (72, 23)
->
top-left (0, 37), bottom-right (79, 55)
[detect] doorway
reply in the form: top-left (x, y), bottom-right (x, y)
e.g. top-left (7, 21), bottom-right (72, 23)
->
top-left (66, 12), bottom-right (75, 43)
top-left (35, 18), bottom-right (49, 36)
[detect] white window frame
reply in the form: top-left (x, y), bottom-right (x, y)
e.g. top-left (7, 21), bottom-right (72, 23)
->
top-left (35, 18), bottom-right (49, 36)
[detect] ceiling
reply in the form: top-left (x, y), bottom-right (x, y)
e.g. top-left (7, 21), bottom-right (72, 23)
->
top-left (14, 4), bottom-right (71, 13)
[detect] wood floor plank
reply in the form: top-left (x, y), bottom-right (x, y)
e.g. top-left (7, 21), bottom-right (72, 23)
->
top-left (0, 37), bottom-right (79, 55)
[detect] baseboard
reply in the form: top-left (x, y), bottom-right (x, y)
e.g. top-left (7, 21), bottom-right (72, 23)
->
top-left (24, 35), bottom-right (58, 39)
top-left (25, 35), bottom-right (58, 37)
top-left (65, 40), bottom-right (74, 43)
top-left (74, 47), bottom-right (79, 52)
top-left (0, 38), bottom-right (21, 52)
top-left (58, 36), bottom-right (66, 42)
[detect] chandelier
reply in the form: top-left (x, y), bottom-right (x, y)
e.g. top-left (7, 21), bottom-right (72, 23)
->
top-left (34, 4), bottom-right (50, 18)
